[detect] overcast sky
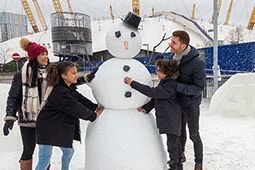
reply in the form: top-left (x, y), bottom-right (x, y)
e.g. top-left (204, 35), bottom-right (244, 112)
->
top-left (1, 0), bottom-right (254, 32)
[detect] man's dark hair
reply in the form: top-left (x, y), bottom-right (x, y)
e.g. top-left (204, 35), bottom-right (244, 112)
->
top-left (172, 30), bottom-right (190, 47)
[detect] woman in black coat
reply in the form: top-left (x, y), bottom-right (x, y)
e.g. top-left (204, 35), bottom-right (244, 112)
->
top-left (124, 59), bottom-right (182, 170)
top-left (3, 38), bottom-right (51, 169)
top-left (35, 61), bottom-right (104, 170)
top-left (3, 38), bottom-right (98, 170)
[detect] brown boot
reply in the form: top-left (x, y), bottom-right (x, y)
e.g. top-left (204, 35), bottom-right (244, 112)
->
top-left (46, 163), bottom-right (51, 170)
top-left (181, 152), bottom-right (186, 163)
top-left (19, 159), bottom-right (32, 170)
top-left (194, 163), bottom-right (203, 170)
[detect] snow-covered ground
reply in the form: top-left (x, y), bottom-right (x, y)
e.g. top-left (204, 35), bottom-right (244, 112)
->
top-left (0, 83), bottom-right (255, 170)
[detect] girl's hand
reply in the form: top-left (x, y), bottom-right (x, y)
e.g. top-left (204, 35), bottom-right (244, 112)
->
top-left (96, 106), bottom-right (104, 112)
top-left (124, 77), bottom-right (133, 85)
top-left (96, 106), bottom-right (104, 117)
top-left (138, 108), bottom-right (146, 114)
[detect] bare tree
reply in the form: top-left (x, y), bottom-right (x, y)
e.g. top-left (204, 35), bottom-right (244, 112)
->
top-left (0, 44), bottom-right (7, 64)
top-left (204, 40), bottom-right (213, 47)
top-left (145, 33), bottom-right (171, 67)
top-left (226, 25), bottom-right (244, 44)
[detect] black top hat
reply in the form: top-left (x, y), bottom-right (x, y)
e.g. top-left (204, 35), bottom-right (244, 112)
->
top-left (122, 12), bottom-right (141, 29)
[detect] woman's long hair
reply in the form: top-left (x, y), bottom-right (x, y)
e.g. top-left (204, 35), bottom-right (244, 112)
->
top-left (28, 58), bottom-right (50, 87)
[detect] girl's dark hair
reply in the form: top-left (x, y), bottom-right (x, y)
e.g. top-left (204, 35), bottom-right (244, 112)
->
top-left (46, 61), bottom-right (77, 86)
top-left (28, 58), bottom-right (50, 87)
top-left (155, 59), bottom-right (179, 78)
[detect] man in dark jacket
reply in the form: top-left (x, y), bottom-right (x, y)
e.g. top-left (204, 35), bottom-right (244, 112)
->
top-left (168, 30), bottom-right (206, 170)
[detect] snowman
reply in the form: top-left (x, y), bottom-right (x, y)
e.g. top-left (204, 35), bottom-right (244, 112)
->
top-left (85, 12), bottom-right (167, 170)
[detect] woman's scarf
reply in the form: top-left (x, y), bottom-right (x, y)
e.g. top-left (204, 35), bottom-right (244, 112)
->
top-left (21, 61), bottom-right (52, 125)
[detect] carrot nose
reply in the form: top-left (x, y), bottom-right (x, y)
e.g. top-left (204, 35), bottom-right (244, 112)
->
top-left (124, 41), bottom-right (128, 50)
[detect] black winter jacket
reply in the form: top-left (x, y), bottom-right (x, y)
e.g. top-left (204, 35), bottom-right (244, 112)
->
top-left (5, 71), bottom-right (22, 123)
top-left (36, 80), bottom-right (97, 148)
top-left (131, 78), bottom-right (182, 136)
top-left (169, 46), bottom-right (206, 108)
top-left (5, 70), bottom-right (89, 127)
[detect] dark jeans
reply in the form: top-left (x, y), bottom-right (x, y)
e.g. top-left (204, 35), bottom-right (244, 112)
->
top-left (180, 106), bottom-right (203, 164)
top-left (167, 134), bottom-right (182, 169)
top-left (20, 127), bottom-right (36, 160)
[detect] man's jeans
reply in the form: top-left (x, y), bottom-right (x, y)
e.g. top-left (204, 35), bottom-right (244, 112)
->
top-left (35, 145), bottom-right (74, 170)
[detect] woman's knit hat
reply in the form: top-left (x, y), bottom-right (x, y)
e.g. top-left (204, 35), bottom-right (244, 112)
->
top-left (20, 38), bottom-right (48, 61)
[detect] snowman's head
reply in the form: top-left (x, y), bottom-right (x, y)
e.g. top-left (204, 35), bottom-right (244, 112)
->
top-left (105, 23), bottom-right (142, 59)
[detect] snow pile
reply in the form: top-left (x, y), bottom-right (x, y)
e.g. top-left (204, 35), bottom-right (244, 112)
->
top-left (0, 84), bottom-right (255, 169)
top-left (209, 73), bottom-right (255, 117)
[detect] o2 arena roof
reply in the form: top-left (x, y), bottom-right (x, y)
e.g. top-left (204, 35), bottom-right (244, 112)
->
top-left (1, 12), bottom-right (255, 64)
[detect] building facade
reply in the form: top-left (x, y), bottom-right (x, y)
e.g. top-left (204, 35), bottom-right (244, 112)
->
top-left (0, 12), bottom-right (28, 42)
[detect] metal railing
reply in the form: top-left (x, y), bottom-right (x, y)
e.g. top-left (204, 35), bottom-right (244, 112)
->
top-left (0, 71), bottom-right (234, 100)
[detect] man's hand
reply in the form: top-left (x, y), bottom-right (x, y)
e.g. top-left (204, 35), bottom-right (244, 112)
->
top-left (3, 120), bottom-right (14, 136)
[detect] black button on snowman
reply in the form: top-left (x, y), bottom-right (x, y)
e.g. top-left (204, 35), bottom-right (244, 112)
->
top-left (85, 12), bottom-right (167, 170)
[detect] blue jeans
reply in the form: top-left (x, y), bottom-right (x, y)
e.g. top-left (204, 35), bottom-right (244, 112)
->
top-left (35, 145), bottom-right (74, 170)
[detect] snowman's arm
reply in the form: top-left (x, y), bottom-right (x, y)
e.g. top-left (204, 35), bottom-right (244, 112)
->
top-left (131, 81), bottom-right (176, 99)
top-left (75, 75), bottom-right (87, 85)
top-left (75, 67), bottom-right (99, 85)
top-left (75, 74), bottom-right (91, 85)
top-left (141, 98), bottom-right (155, 113)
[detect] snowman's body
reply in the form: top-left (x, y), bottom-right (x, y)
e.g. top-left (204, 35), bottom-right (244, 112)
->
top-left (85, 18), bottom-right (167, 169)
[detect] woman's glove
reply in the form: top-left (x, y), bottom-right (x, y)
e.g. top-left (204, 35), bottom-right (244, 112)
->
top-left (3, 120), bottom-right (14, 136)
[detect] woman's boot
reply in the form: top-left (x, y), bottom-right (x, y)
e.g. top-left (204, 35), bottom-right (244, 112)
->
top-left (194, 163), bottom-right (203, 170)
top-left (19, 159), bottom-right (32, 170)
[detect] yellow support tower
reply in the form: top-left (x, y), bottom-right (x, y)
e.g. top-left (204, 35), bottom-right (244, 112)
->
top-left (66, 0), bottom-right (75, 21)
top-left (152, 7), bottom-right (154, 16)
top-left (52, 0), bottom-right (64, 13)
top-left (211, 0), bottom-right (222, 23)
top-left (191, 4), bottom-right (195, 20)
top-left (52, 0), bottom-right (66, 25)
top-left (247, 6), bottom-right (255, 30)
top-left (132, 0), bottom-right (140, 16)
top-left (20, 0), bottom-right (39, 33)
top-left (110, 5), bottom-right (114, 20)
top-left (224, 0), bottom-right (233, 25)
top-left (33, 0), bottom-right (47, 30)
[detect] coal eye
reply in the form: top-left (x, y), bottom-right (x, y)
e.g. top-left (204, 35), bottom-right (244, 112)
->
top-left (131, 32), bottom-right (136, 37)
top-left (115, 31), bottom-right (121, 38)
